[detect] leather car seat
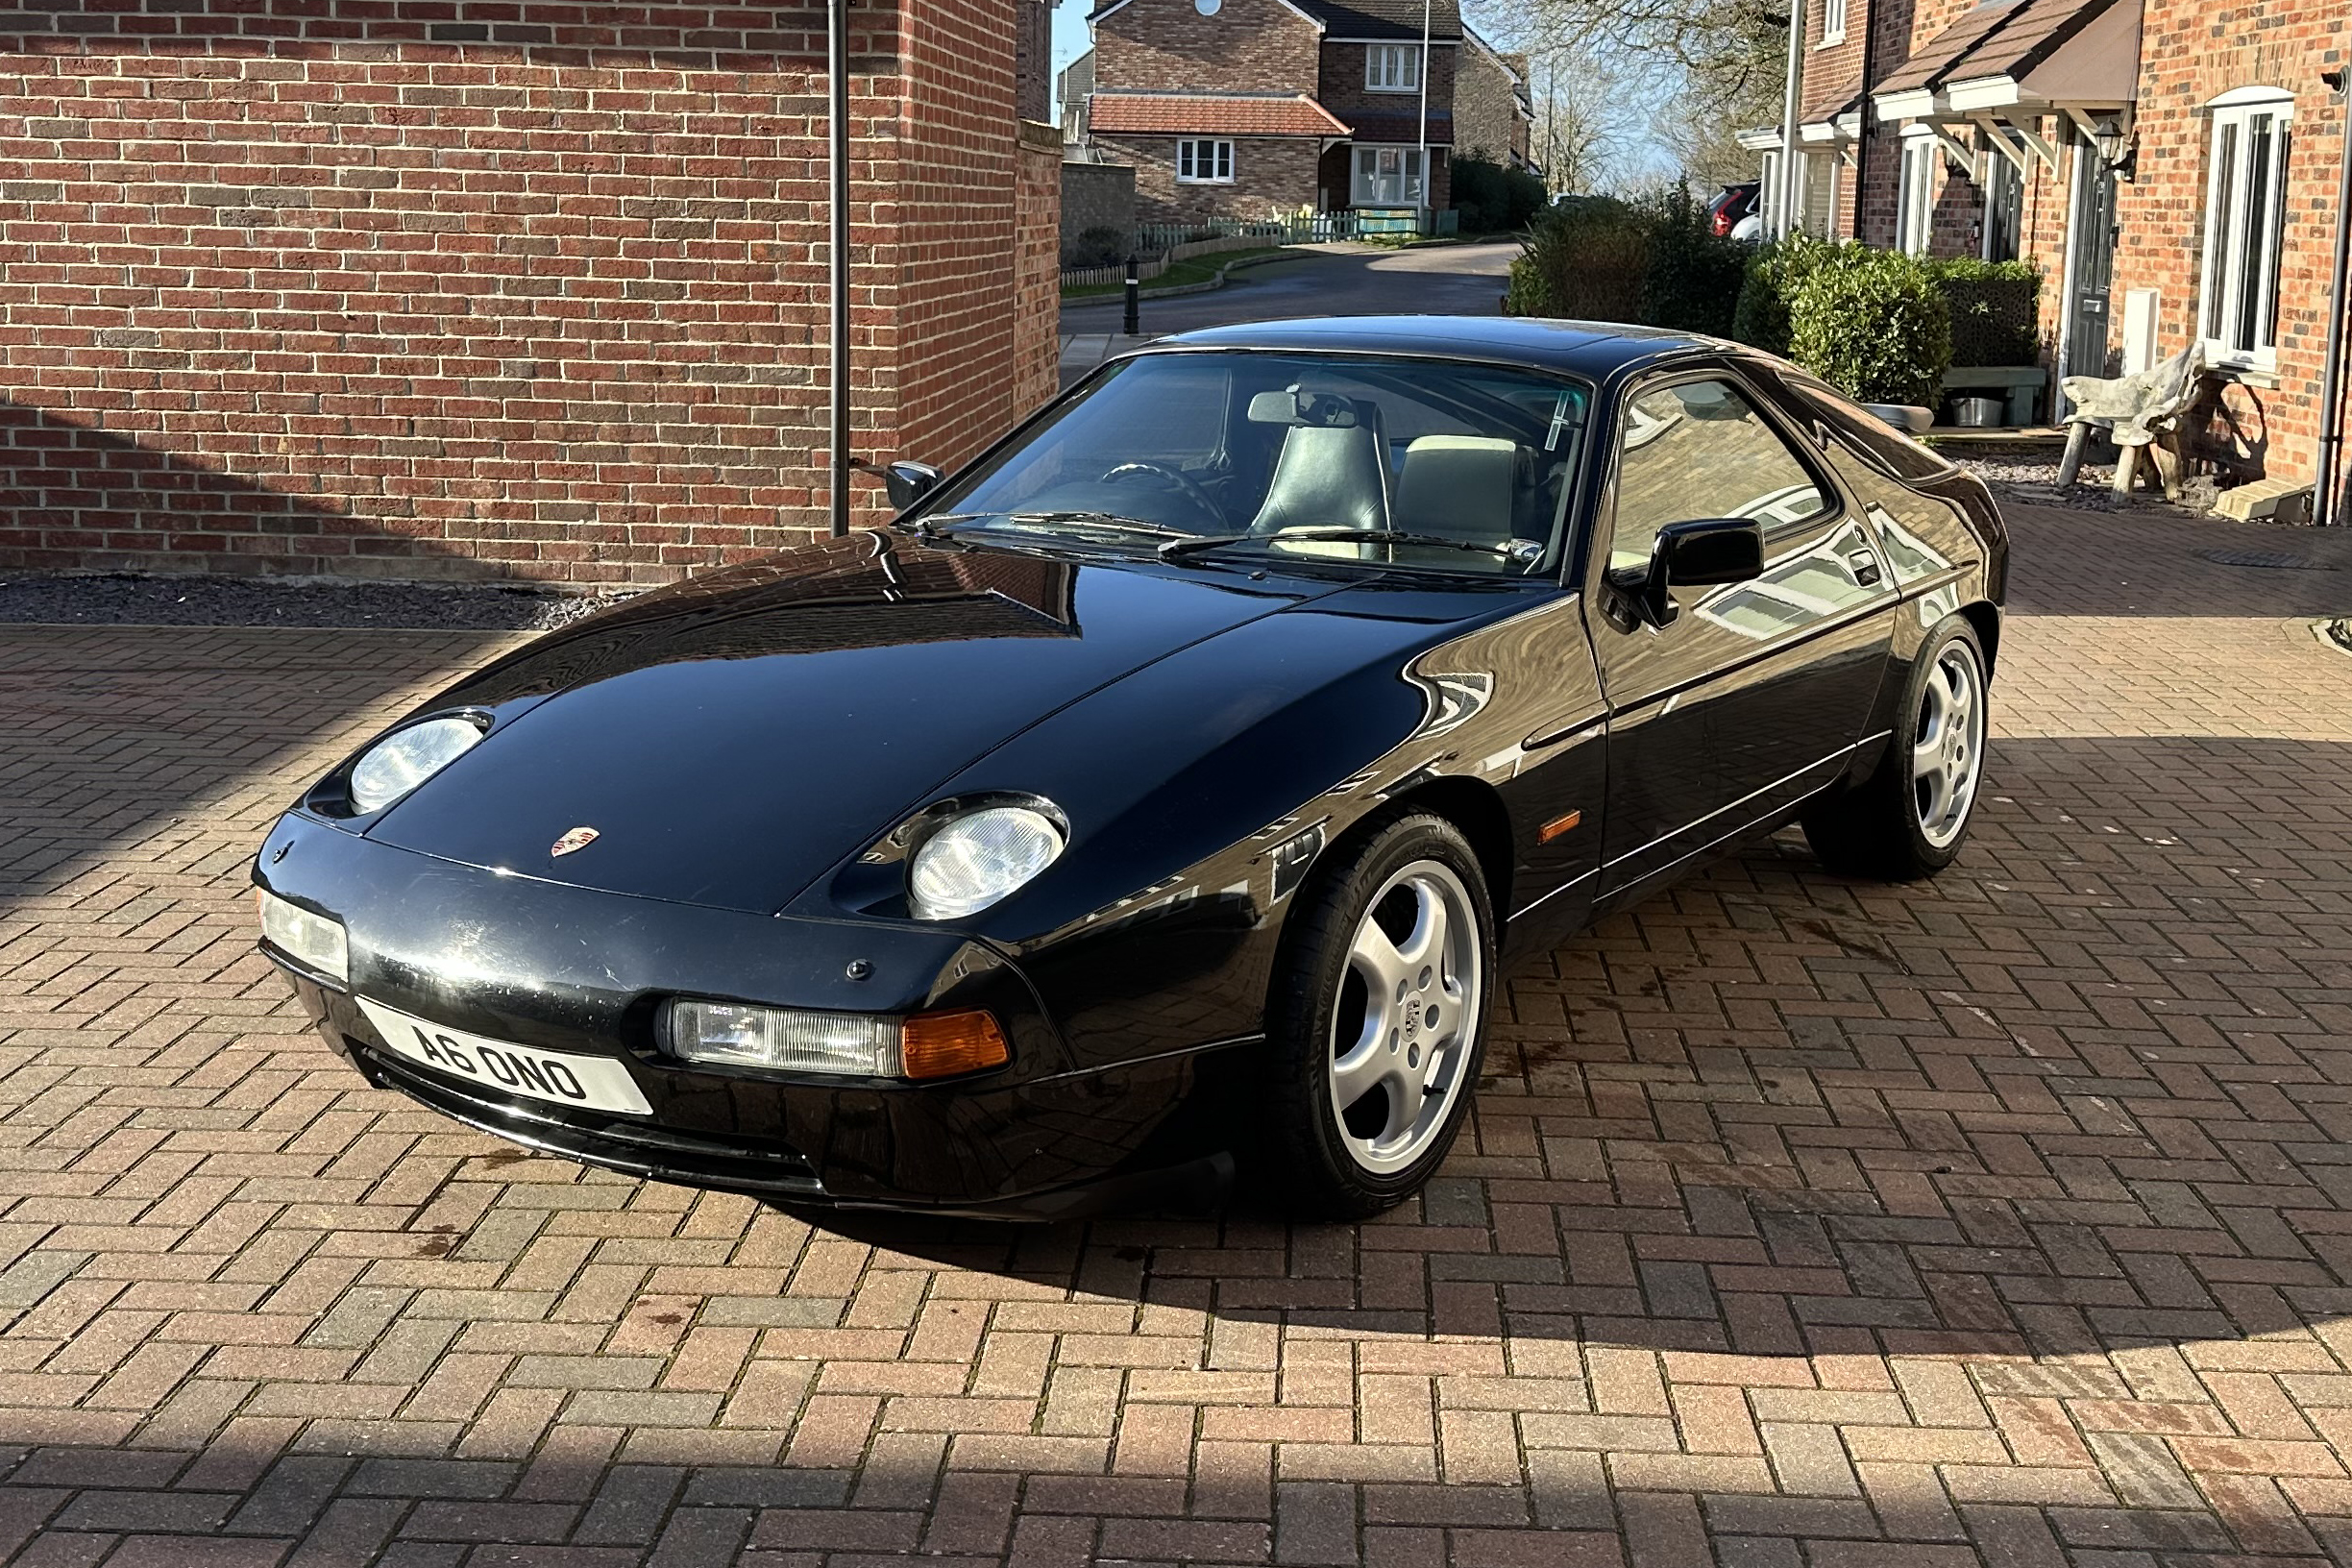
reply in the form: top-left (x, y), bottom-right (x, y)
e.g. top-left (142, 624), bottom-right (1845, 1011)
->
top-left (1247, 397), bottom-right (1392, 547)
top-left (1393, 435), bottom-right (1526, 547)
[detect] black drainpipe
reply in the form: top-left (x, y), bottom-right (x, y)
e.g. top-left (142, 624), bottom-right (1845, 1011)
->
top-left (827, 0), bottom-right (852, 539)
top-left (2315, 63), bottom-right (2350, 527)
top-left (1853, 0), bottom-right (1877, 241)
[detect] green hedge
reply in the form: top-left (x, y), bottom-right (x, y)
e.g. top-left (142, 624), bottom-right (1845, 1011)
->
top-left (1504, 184), bottom-right (1749, 335)
top-left (1783, 244), bottom-right (1953, 406)
top-left (1451, 154), bottom-right (1547, 237)
top-left (1736, 242), bottom-right (2040, 375)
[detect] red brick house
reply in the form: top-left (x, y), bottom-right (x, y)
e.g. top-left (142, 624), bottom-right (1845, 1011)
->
top-left (1076, 0), bottom-right (1464, 223)
top-left (0, 0), bottom-right (1062, 585)
top-left (1744, 0), bottom-right (2346, 503)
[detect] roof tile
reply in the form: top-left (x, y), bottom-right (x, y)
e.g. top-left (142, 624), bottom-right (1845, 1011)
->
top-left (1089, 92), bottom-right (1352, 137)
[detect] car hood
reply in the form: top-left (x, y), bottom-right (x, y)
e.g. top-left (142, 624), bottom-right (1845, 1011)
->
top-left (361, 534), bottom-right (1353, 914)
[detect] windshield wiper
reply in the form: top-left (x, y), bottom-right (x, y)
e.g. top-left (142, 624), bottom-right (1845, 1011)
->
top-left (1160, 528), bottom-right (1540, 563)
top-left (912, 509), bottom-right (1184, 541)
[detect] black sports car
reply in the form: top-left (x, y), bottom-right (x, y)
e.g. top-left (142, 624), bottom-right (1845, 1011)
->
top-left (255, 317), bottom-right (2006, 1220)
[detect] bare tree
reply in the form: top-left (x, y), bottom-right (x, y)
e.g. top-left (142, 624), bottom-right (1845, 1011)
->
top-left (1473, 0), bottom-right (1785, 190)
top-left (1519, 41), bottom-right (1650, 194)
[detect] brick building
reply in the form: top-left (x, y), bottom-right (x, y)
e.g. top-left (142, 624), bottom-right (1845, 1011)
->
top-left (0, 0), bottom-right (1062, 586)
top-left (1455, 28), bottom-right (1538, 173)
top-left (1743, 0), bottom-right (2346, 498)
top-left (1076, 0), bottom-right (1467, 223)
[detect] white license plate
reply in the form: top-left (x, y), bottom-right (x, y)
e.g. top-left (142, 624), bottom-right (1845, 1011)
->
top-left (355, 997), bottom-right (652, 1115)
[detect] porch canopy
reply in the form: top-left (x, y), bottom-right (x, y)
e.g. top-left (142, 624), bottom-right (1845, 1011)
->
top-left (1870, 0), bottom-right (2141, 173)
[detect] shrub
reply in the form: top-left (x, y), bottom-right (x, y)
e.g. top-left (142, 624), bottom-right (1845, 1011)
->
top-left (1786, 243), bottom-right (1952, 406)
top-left (1061, 225), bottom-right (1127, 270)
top-left (1730, 234), bottom-right (1832, 357)
top-left (1926, 257), bottom-right (2040, 366)
top-left (1504, 185), bottom-right (1746, 332)
top-left (1451, 154), bottom-right (1547, 236)
top-left (1640, 183), bottom-right (1748, 338)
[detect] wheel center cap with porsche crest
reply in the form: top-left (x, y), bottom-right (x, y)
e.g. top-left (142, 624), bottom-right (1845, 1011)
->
top-left (550, 825), bottom-right (600, 858)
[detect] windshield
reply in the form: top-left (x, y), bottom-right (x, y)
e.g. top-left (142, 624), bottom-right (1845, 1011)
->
top-left (921, 351), bottom-right (1594, 576)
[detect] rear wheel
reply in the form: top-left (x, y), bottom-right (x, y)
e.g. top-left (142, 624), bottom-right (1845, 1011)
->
top-left (1258, 811), bottom-right (1494, 1219)
top-left (1803, 616), bottom-right (1989, 880)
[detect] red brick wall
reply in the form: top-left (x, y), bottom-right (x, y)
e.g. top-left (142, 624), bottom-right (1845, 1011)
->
top-left (1318, 39), bottom-right (1456, 127)
top-left (0, 0), bottom-right (1054, 585)
top-left (1454, 44), bottom-right (1525, 165)
top-left (1093, 0), bottom-right (1322, 95)
top-left (2111, 0), bottom-right (2345, 483)
top-left (1013, 121), bottom-right (1066, 418)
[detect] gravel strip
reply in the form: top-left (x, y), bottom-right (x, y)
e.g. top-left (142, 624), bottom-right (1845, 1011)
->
top-left (0, 572), bottom-right (637, 631)
top-left (1944, 440), bottom-right (2222, 516)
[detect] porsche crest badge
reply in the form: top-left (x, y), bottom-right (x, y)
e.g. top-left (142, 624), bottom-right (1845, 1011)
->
top-left (551, 825), bottom-right (600, 858)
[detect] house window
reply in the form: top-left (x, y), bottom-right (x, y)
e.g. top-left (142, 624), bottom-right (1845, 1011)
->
top-left (1176, 138), bottom-right (1235, 184)
top-left (1351, 145), bottom-right (1423, 207)
top-left (1896, 135), bottom-right (1936, 256)
top-left (2198, 87), bottom-right (2293, 369)
top-left (1801, 150), bottom-right (1840, 238)
top-left (1981, 134), bottom-right (2024, 261)
top-left (1366, 44), bottom-right (1419, 92)
top-left (1820, 0), bottom-right (1848, 45)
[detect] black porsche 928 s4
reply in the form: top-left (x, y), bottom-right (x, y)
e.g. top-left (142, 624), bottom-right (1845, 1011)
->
top-left (255, 317), bottom-right (2006, 1220)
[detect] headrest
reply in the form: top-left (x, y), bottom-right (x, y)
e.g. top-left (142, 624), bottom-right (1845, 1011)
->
top-left (1246, 386), bottom-right (1361, 429)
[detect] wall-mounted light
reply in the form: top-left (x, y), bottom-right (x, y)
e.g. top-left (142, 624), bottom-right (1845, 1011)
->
top-left (2094, 114), bottom-right (2137, 181)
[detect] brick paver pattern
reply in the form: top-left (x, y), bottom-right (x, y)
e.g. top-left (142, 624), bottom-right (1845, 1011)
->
top-left (3, 500), bottom-right (2351, 1566)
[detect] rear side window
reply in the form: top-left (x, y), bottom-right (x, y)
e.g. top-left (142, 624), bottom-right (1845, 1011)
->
top-left (1780, 375), bottom-right (1955, 482)
top-left (1606, 379), bottom-right (1830, 574)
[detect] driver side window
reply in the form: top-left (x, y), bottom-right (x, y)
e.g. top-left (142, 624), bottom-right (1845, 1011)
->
top-left (1608, 379), bottom-right (1829, 574)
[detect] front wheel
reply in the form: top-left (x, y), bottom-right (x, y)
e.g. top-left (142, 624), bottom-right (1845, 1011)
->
top-left (1257, 811), bottom-right (1495, 1220)
top-left (1803, 616), bottom-right (1990, 880)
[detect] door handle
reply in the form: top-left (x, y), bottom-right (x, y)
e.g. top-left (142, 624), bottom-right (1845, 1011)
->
top-left (1848, 548), bottom-right (1883, 586)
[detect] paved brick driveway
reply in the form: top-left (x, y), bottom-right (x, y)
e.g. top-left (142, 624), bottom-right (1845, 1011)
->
top-left (3, 501), bottom-right (2351, 1567)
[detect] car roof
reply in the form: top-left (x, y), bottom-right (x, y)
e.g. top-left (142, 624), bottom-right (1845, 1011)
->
top-left (1145, 315), bottom-right (1725, 380)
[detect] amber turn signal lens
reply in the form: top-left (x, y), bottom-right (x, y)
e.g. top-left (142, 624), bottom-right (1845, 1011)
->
top-left (900, 1009), bottom-right (1011, 1080)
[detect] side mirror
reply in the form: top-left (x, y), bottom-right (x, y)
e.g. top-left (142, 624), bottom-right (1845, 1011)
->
top-left (883, 461), bottom-right (943, 511)
top-left (1608, 517), bottom-right (1764, 626)
top-left (1660, 516), bottom-right (1764, 586)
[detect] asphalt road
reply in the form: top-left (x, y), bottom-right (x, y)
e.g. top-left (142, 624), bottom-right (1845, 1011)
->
top-left (1059, 238), bottom-right (1517, 342)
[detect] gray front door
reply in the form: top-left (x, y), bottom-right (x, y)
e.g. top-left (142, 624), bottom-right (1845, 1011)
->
top-left (2065, 131), bottom-right (2119, 379)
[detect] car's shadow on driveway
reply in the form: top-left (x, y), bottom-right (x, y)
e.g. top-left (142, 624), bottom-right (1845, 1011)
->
top-left (783, 726), bottom-right (2352, 1364)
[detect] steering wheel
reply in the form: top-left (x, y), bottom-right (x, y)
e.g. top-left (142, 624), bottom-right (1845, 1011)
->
top-left (1099, 461), bottom-right (1223, 528)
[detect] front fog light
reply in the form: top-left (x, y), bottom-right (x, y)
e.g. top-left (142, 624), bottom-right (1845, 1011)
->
top-left (664, 1000), bottom-right (1010, 1080)
top-left (257, 889), bottom-right (349, 983)
top-left (666, 999), bottom-right (899, 1076)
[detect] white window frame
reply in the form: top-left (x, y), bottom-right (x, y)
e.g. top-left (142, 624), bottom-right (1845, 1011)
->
top-left (2197, 86), bottom-right (2293, 372)
top-left (1350, 144), bottom-right (1424, 207)
top-left (1896, 132), bottom-right (1937, 256)
top-left (1819, 0), bottom-right (1848, 46)
top-left (1366, 43), bottom-right (1419, 92)
top-left (1175, 137), bottom-right (1236, 184)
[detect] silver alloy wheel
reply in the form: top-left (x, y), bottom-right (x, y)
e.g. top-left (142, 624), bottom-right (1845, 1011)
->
top-left (1327, 859), bottom-right (1482, 1175)
top-left (1913, 641), bottom-right (1987, 848)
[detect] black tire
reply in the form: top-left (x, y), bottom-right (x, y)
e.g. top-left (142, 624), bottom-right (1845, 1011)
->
top-left (1803, 615), bottom-right (1990, 881)
top-left (1256, 809), bottom-right (1497, 1220)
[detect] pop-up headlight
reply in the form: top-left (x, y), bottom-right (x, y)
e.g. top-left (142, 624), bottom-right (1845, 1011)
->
top-left (347, 715), bottom-right (485, 814)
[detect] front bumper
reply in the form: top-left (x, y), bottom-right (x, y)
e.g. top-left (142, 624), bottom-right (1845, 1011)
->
top-left (258, 813), bottom-right (1243, 1213)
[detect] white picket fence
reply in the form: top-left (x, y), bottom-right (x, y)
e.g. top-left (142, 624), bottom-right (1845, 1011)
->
top-left (1060, 232), bottom-right (1282, 290)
